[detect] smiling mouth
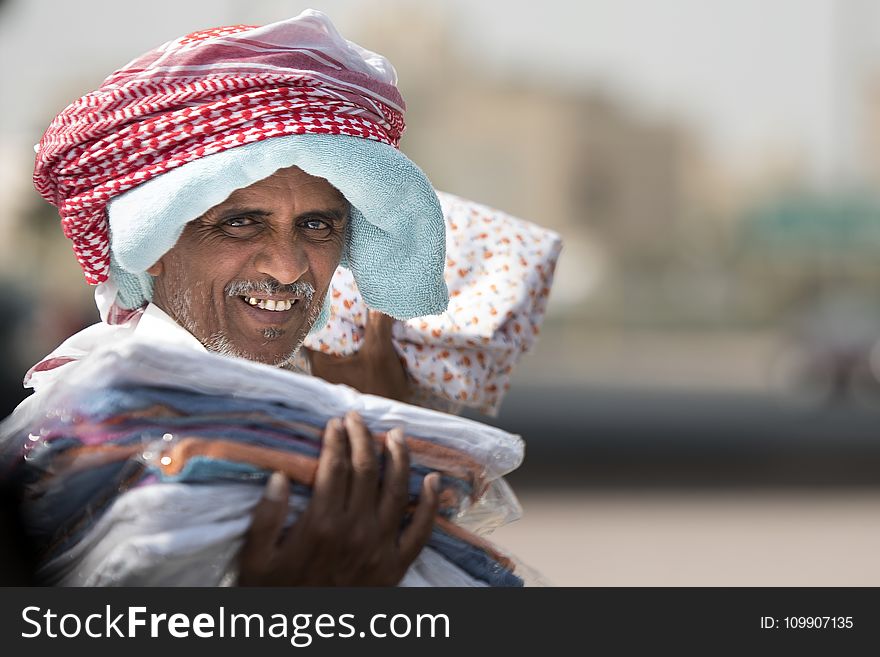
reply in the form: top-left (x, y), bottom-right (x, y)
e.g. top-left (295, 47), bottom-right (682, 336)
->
top-left (240, 296), bottom-right (299, 312)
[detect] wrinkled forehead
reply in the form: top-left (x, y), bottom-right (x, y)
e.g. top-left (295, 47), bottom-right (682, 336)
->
top-left (218, 166), bottom-right (350, 216)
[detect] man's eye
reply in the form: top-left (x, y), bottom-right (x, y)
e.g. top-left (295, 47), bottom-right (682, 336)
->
top-left (301, 218), bottom-right (331, 231)
top-left (224, 217), bottom-right (256, 228)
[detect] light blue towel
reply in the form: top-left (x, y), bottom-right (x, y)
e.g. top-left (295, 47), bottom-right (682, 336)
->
top-left (107, 134), bottom-right (449, 332)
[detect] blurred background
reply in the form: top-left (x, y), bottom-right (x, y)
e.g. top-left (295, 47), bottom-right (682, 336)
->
top-left (3, 0), bottom-right (880, 585)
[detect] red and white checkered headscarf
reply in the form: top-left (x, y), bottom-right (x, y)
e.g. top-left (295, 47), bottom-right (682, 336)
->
top-left (33, 10), bottom-right (406, 286)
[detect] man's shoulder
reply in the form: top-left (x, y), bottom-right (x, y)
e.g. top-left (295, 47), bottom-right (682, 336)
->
top-left (24, 321), bottom-right (135, 392)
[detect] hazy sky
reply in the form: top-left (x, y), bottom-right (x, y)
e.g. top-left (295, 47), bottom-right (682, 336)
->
top-left (1, 0), bottom-right (878, 185)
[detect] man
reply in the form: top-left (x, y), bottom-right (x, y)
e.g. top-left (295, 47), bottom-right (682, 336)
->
top-left (23, 10), bottom-right (451, 585)
top-left (140, 164), bottom-right (440, 586)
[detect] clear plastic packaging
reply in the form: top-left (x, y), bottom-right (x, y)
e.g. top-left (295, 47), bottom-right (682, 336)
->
top-left (1, 339), bottom-right (528, 586)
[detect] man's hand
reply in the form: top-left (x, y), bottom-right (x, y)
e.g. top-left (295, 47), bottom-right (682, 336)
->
top-left (306, 311), bottom-right (412, 402)
top-left (238, 411), bottom-right (441, 586)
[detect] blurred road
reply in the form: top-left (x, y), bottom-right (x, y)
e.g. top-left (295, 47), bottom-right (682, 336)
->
top-left (492, 488), bottom-right (880, 586)
top-left (475, 384), bottom-right (880, 586)
top-left (472, 384), bottom-right (880, 488)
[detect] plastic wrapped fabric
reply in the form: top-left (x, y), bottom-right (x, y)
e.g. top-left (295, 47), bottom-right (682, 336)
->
top-left (1, 339), bottom-right (527, 586)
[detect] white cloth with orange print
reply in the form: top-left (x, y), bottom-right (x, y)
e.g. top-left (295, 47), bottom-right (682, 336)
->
top-left (297, 192), bottom-right (562, 416)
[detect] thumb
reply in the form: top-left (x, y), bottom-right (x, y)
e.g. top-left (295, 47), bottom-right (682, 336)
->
top-left (364, 310), bottom-right (395, 349)
top-left (240, 472), bottom-right (289, 572)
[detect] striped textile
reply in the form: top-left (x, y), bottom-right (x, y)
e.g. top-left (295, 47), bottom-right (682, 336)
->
top-left (33, 10), bottom-right (406, 287)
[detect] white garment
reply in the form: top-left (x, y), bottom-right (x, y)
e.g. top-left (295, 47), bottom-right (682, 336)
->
top-left (25, 302), bottom-right (204, 393)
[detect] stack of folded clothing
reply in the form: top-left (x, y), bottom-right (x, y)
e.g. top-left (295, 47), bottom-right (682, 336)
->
top-left (1, 340), bottom-right (525, 586)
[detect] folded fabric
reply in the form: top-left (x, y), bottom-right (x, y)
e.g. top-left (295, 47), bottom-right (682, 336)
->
top-left (2, 339), bottom-right (525, 586)
top-left (21, 340), bottom-right (524, 477)
top-left (299, 191), bottom-right (562, 414)
top-left (38, 385), bottom-right (490, 496)
top-left (36, 484), bottom-right (490, 587)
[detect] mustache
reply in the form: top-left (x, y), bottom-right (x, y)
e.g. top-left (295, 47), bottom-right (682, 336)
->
top-left (225, 279), bottom-right (316, 301)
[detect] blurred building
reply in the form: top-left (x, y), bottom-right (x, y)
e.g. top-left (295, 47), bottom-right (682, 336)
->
top-left (351, 5), bottom-right (726, 325)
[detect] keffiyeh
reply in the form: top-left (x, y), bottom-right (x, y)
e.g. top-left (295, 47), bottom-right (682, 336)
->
top-left (33, 9), bottom-right (447, 321)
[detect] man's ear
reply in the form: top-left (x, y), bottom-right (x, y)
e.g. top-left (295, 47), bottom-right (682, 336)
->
top-left (146, 259), bottom-right (163, 276)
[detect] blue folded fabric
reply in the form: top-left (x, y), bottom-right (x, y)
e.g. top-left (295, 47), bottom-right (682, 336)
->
top-left (16, 416), bottom-right (516, 585)
top-left (107, 134), bottom-right (449, 329)
top-left (16, 384), bottom-right (480, 568)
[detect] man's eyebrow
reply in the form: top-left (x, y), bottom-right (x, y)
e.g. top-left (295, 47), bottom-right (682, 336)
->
top-left (296, 206), bottom-right (349, 222)
top-left (212, 206), bottom-right (348, 221)
top-left (214, 207), bottom-right (273, 220)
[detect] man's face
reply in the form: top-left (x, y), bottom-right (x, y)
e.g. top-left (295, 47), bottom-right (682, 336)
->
top-left (147, 166), bottom-right (348, 366)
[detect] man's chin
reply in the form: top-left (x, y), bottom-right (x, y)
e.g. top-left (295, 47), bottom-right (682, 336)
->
top-left (203, 331), bottom-right (303, 367)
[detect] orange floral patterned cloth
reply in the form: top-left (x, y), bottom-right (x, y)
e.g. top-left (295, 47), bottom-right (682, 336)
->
top-left (298, 192), bottom-right (562, 415)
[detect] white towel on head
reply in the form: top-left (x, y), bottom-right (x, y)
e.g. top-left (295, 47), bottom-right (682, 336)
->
top-left (107, 134), bottom-right (449, 328)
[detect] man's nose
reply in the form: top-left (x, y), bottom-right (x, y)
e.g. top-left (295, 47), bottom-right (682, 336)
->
top-left (253, 238), bottom-right (308, 285)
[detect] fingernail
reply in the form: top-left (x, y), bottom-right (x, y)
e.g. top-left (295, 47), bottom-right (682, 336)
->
top-left (428, 473), bottom-right (441, 494)
top-left (265, 471), bottom-right (287, 502)
top-left (346, 410), bottom-right (361, 423)
top-left (388, 427), bottom-right (404, 446)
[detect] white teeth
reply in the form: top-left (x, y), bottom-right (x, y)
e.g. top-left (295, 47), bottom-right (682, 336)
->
top-left (244, 297), bottom-right (292, 311)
